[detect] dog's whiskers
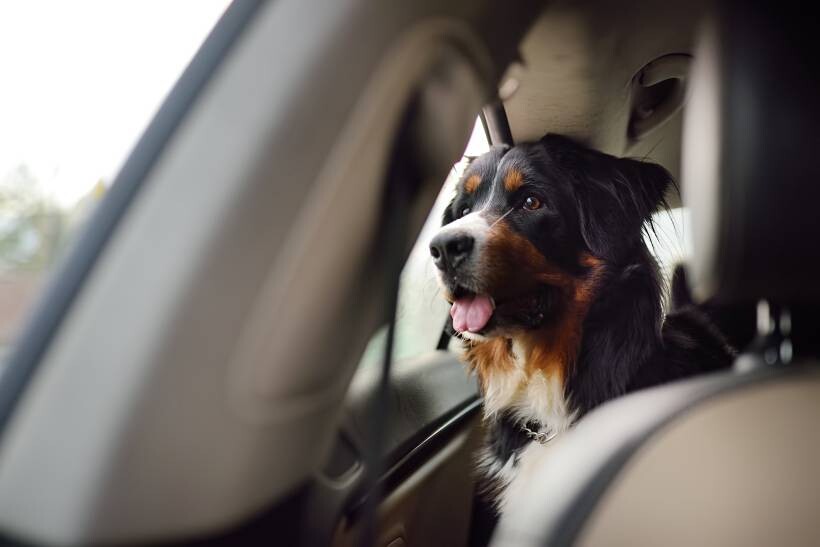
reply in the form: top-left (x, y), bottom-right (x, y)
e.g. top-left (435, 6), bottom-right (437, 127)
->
top-left (489, 207), bottom-right (515, 229)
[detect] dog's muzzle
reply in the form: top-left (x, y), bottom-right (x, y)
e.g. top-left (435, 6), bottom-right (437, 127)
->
top-left (429, 212), bottom-right (489, 275)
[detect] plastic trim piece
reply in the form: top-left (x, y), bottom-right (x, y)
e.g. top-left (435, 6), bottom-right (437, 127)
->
top-left (348, 397), bottom-right (481, 521)
top-left (482, 101), bottom-right (514, 145)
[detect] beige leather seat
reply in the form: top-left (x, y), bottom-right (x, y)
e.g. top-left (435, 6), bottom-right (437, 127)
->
top-left (491, 1), bottom-right (820, 545)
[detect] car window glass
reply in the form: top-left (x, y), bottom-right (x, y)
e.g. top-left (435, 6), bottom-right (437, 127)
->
top-left (354, 119), bottom-right (489, 376)
top-left (0, 1), bottom-right (230, 362)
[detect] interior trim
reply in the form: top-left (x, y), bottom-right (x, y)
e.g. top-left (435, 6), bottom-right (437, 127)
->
top-left (482, 102), bottom-right (514, 145)
top-left (347, 397), bottom-right (481, 521)
top-left (477, 110), bottom-right (493, 145)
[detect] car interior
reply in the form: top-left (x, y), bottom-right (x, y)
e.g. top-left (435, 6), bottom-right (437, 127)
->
top-left (0, 0), bottom-right (817, 546)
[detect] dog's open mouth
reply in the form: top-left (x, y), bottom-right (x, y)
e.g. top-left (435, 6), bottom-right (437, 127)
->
top-left (450, 292), bottom-right (496, 333)
top-left (448, 285), bottom-right (554, 335)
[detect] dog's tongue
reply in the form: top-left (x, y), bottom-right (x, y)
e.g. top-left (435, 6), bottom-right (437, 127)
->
top-left (450, 294), bottom-right (493, 333)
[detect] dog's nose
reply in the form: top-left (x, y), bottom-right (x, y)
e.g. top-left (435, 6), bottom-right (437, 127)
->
top-left (430, 232), bottom-right (474, 271)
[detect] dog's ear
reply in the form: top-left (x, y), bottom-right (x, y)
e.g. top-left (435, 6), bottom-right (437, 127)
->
top-left (574, 153), bottom-right (674, 259)
top-left (616, 156), bottom-right (674, 221)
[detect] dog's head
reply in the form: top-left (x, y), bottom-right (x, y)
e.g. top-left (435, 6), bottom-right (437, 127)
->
top-left (431, 134), bottom-right (673, 340)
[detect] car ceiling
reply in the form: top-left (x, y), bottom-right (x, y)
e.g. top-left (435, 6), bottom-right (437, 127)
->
top-left (502, 0), bottom-right (711, 207)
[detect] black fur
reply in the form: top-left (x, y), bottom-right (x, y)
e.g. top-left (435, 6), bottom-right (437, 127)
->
top-left (443, 144), bottom-right (509, 226)
top-left (568, 244), bottom-right (735, 414)
top-left (485, 411), bottom-right (532, 466)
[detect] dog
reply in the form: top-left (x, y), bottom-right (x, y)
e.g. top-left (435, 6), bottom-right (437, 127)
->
top-left (429, 134), bottom-right (734, 509)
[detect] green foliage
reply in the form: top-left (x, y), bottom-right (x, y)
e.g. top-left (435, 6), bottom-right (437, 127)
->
top-left (0, 165), bottom-right (69, 272)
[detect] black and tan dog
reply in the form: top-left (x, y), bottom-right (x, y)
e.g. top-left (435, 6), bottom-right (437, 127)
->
top-left (430, 134), bottom-right (734, 509)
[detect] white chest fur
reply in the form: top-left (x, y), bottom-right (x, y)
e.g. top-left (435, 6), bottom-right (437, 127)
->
top-left (482, 339), bottom-right (576, 430)
top-left (474, 339), bottom-right (577, 508)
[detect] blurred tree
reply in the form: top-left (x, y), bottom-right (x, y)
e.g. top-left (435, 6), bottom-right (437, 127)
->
top-left (0, 165), bottom-right (69, 272)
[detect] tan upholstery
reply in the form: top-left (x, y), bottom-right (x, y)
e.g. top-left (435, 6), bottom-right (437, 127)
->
top-left (579, 370), bottom-right (820, 547)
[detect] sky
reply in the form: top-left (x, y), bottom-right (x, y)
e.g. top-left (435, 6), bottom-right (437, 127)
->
top-left (0, 1), bottom-right (231, 207)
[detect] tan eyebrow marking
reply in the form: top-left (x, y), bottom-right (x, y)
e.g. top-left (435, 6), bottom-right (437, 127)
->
top-left (464, 174), bottom-right (481, 194)
top-left (504, 169), bottom-right (524, 192)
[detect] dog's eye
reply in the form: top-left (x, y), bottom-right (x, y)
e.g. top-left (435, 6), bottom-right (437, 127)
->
top-left (460, 207), bottom-right (471, 217)
top-left (522, 196), bottom-right (542, 211)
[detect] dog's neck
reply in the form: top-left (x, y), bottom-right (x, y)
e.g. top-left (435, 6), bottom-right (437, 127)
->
top-left (466, 245), bottom-right (663, 429)
top-left (466, 335), bottom-right (576, 434)
top-left (465, 254), bottom-right (607, 431)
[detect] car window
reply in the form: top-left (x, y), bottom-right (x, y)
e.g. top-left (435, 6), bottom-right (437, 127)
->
top-left (0, 1), bottom-right (230, 362)
top-left (355, 118), bottom-right (490, 374)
